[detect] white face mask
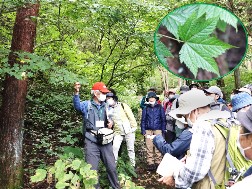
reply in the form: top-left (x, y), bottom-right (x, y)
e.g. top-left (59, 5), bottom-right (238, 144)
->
top-left (176, 119), bottom-right (185, 129)
top-left (107, 98), bottom-right (115, 106)
top-left (149, 101), bottom-right (156, 106)
top-left (186, 113), bottom-right (194, 127)
top-left (237, 133), bottom-right (252, 161)
top-left (168, 94), bottom-right (174, 99)
top-left (98, 93), bottom-right (106, 102)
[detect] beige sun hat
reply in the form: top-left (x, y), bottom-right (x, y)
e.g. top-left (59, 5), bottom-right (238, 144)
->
top-left (169, 89), bottom-right (214, 117)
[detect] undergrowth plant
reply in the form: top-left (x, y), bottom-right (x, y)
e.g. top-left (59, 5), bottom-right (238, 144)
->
top-left (30, 147), bottom-right (97, 189)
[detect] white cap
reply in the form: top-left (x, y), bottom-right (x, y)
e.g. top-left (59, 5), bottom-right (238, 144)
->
top-left (239, 87), bottom-right (251, 95)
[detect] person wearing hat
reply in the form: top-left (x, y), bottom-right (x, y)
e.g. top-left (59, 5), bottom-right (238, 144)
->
top-left (231, 92), bottom-right (252, 113)
top-left (170, 85), bottom-right (190, 138)
top-left (230, 106), bottom-right (252, 189)
top-left (73, 82), bottom-right (120, 189)
top-left (163, 94), bottom-right (180, 143)
top-left (106, 89), bottom-right (137, 168)
top-left (204, 86), bottom-right (231, 114)
top-left (158, 89), bottom-right (230, 189)
top-left (140, 87), bottom-right (162, 110)
top-left (238, 87), bottom-right (251, 95)
top-left (153, 111), bottom-right (193, 160)
top-left (189, 83), bottom-right (200, 90)
top-left (163, 89), bottom-right (176, 112)
top-left (141, 91), bottom-right (166, 171)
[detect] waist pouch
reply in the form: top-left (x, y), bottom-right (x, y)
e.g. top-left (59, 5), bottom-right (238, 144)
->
top-left (91, 128), bottom-right (114, 145)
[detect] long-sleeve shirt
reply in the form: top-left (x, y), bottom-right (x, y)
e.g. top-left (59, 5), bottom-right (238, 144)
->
top-left (153, 128), bottom-right (192, 159)
top-left (173, 110), bottom-right (231, 188)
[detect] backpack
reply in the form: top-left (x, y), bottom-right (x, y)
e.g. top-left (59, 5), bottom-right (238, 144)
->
top-left (208, 119), bottom-right (252, 188)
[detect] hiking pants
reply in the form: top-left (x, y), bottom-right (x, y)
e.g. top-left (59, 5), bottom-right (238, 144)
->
top-left (113, 132), bottom-right (135, 167)
top-left (145, 130), bottom-right (162, 165)
top-left (84, 138), bottom-right (120, 189)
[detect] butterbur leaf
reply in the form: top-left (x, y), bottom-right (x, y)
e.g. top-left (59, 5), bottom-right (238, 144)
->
top-left (71, 159), bottom-right (82, 170)
top-left (55, 181), bottom-right (70, 189)
top-left (30, 169), bottom-right (47, 183)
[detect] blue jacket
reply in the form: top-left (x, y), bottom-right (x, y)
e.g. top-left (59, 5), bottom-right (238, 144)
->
top-left (141, 103), bottom-right (166, 134)
top-left (73, 95), bottom-right (108, 143)
top-left (153, 128), bottom-right (193, 159)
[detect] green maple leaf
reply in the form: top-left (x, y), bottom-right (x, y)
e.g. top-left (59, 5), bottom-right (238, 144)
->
top-left (161, 5), bottom-right (197, 38)
top-left (196, 4), bottom-right (238, 31)
top-left (161, 4), bottom-right (238, 41)
top-left (178, 13), bottom-right (234, 77)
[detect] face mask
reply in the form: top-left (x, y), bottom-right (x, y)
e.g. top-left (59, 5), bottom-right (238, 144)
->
top-left (237, 133), bottom-right (252, 160)
top-left (186, 113), bottom-right (194, 127)
top-left (98, 93), bottom-right (106, 102)
top-left (168, 94), bottom-right (174, 99)
top-left (107, 98), bottom-right (115, 106)
top-left (176, 119), bottom-right (185, 129)
top-left (149, 101), bottom-right (156, 106)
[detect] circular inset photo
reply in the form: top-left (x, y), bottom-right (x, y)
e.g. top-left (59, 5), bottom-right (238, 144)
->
top-left (154, 3), bottom-right (248, 81)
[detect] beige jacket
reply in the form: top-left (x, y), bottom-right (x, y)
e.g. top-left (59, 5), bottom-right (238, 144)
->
top-left (110, 102), bottom-right (137, 135)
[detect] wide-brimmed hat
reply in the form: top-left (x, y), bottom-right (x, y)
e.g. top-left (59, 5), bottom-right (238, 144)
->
top-left (146, 91), bottom-right (159, 101)
top-left (169, 89), bottom-right (214, 117)
top-left (92, 82), bottom-right (110, 93)
top-left (204, 86), bottom-right (222, 96)
top-left (231, 92), bottom-right (252, 112)
top-left (237, 106), bottom-right (252, 132)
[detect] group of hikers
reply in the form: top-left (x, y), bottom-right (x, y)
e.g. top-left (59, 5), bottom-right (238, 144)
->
top-left (73, 81), bottom-right (252, 189)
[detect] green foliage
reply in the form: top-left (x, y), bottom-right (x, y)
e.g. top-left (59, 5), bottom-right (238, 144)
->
top-left (0, 50), bottom-right (52, 79)
top-left (31, 150), bottom-right (97, 189)
top-left (99, 142), bottom-right (141, 188)
top-left (30, 169), bottom-right (47, 183)
top-left (155, 4), bottom-right (238, 78)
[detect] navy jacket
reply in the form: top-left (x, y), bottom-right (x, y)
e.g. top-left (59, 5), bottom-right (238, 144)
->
top-left (141, 103), bottom-right (166, 135)
top-left (153, 128), bottom-right (193, 159)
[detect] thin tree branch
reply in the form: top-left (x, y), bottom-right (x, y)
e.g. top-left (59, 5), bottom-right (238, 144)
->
top-left (114, 63), bottom-right (153, 79)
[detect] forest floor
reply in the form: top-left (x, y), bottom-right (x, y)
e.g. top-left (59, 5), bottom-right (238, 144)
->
top-left (22, 123), bottom-right (165, 189)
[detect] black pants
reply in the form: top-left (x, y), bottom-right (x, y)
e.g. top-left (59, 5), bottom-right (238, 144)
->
top-left (84, 139), bottom-right (120, 189)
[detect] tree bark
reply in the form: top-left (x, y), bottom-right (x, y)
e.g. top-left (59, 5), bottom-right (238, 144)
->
top-left (0, 3), bottom-right (39, 189)
top-left (234, 67), bottom-right (241, 89)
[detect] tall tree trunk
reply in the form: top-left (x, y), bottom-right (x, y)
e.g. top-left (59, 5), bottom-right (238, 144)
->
top-left (0, 3), bottom-right (39, 189)
top-left (234, 68), bottom-right (241, 89)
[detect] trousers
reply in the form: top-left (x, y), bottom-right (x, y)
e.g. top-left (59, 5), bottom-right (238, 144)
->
top-left (145, 130), bottom-right (162, 165)
top-left (113, 132), bottom-right (135, 167)
top-left (84, 138), bottom-right (120, 189)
